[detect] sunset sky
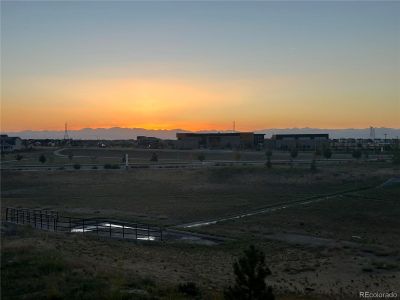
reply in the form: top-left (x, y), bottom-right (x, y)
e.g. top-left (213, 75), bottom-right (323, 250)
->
top-left (1, 1), bottom-right (399, 132)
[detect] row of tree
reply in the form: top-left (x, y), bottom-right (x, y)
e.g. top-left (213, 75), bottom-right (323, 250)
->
top-left (13, 148), bottom-right (400, 165)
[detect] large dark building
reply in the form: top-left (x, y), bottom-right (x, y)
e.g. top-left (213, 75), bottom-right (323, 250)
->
top-left (176, 132), bottom-right (265, 149)
top-left (270, 134), bottom-right (329, 150)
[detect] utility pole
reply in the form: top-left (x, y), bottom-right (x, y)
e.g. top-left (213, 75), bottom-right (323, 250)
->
top-left (63, 122), bottom-right (70, 140)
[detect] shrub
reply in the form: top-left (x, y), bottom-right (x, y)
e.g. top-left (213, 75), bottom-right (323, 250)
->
top-left (73, 163), bottom-right (81, 170)
top-left (15, 154), bottom-right (23, 161)
top-left (265, 150), bottom-right (272, 159)
top-left (178, 282), bottom-right (201, 298)
top-left (224, 245), bottom-right (274, 300)
top-left (104, 164), bottom-right (120, 169)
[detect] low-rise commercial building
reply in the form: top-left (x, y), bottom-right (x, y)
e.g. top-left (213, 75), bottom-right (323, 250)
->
top-left (270, 134), bottom-right (329, 151)
top-left (176, 132), bottom-right (265, 150)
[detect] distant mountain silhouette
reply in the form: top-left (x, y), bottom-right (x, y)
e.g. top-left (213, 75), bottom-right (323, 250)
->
top-left (3, 127), bottom-right (400, 140)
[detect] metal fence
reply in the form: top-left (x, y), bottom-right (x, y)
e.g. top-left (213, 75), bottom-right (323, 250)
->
top-left (4, 207), bottom-right (163, 241)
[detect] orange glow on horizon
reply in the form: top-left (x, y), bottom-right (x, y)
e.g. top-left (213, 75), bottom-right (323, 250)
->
top-left (2, 74), bottom-right (399, 132)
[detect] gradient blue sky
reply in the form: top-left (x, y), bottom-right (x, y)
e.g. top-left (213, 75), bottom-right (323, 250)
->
top-left (2, 1), bottom-right (399, 131)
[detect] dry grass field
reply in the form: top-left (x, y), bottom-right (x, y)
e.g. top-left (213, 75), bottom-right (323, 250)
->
top-left (1, 155), bottom-right (399, 299)
top-left (1, 163), bottom-right (392, 225)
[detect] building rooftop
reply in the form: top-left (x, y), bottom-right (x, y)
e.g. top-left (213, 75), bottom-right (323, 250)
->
top-left (272, 134), bottom-right (329, 140)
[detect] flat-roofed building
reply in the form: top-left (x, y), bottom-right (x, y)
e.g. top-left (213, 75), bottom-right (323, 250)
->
top-left (176, 132), bottom-right (265, 149)
top-left (0, 135), bottom-right (23, 152)
top-left (271, 133), bottom-right (329, 151)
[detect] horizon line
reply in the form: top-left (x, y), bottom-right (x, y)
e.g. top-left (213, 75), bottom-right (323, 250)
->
top-left (2, 126), bottom-right (400, 133)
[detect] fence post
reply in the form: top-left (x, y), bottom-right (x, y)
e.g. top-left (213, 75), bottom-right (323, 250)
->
top-left (82, 219), bottom-right (85, 234)
top-left (34, 213), bottom-right (36, 228)
top-left (40, 213), bottom-right (42, 229)
top-left (5, 208), bottom-right (8, 222)
top-left (96, 222), bottom-right (98, 236)
top-left (54, 217), bottom-right (56, 232)
top-left (69, 217), bottom-right (72, 232)
top-left (147, 224), bottom-right (150, 240)
top-left (47, 214), bottom-right (49, 230)
top-left (109, 223), bottom-right (112, 237)
top-left (135, 224), bottom-right (137, 240)
top-left (122, 224), bottom-right (125, 238)
top-left (16, 209), bottom-right (19, 224)
top-left (160, 228), bottom-right (162, 241)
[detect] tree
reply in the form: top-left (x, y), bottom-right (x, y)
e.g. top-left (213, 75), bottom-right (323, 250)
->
top-left (290, 148), bottom-right (298, 159)
top-left (363, 151), bottom-right (369, 160)
top-left (198, 153), bottom-right (205, 162)
top-left (15, 154), bottom-right (23, 161)
top-left (310, 159), bottom-right (317, 172)
top-left (352, 149), bottom-right (362, 160)
top-left (234, 152), bottom-right (241, 161)
top-left (266, 156), bottom-right (272, 169)
top-left (392, 148), bottom-right (400, 165)
top-left (265, 150), bottom-right (272, 168)
top-left (224, 245), bottom-right (274, 300)
top-left (39, 154), bottom-right (46, 164)
top-left (289, 148), bottom-right (298, 168)
top-left (150, 152), bottom-right (158, 162)
top-left (322, 148), bottom-right (332, 159)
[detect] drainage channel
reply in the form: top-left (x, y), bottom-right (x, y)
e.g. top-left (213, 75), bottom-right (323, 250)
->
top-left (176, 185), bottom-right (377, 229)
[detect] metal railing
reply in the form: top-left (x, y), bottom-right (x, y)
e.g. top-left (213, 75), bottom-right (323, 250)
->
top-left (4, 207), bottom-right (162, 241)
